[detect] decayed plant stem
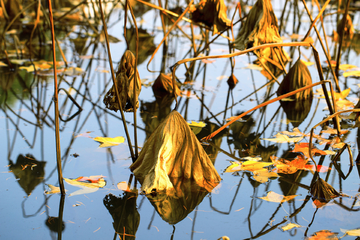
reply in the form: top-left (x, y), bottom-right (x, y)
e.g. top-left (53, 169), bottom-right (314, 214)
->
top-left (47, 0), bottom-right (65, 195)
top-left (98, 0), bottom-right (135, 162)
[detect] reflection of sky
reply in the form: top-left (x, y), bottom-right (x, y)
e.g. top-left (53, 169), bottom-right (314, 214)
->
top-left (1, 2), bottom-right (360, 240)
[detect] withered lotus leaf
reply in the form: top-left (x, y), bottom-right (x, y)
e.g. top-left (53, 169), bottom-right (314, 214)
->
top-left (277, 59), bottom-right (313, 100)
top-left (103, 50), bottom-right (141, 112)
top-left (234, 0), bottom-right (282, 51)
top-left (152, 73), bottom-right (181, 99)
top-left (190, 0), bottom-right (231, 35)
top-left (130, 111), bottom-right (221, 194)
top-left (227, 74), bottom-right (238, 90)
top-left (335, 14), bottom-right (354, 42)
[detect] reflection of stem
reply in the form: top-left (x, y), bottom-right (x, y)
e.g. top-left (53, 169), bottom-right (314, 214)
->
top-left (304, 208), bottom-right (318, 237)
top-left (57, 195), bottom-right (65, 240)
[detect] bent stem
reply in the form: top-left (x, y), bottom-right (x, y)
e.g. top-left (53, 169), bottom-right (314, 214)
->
top-left (98, 0), bottom-right (135, 161)
top-left (47, 0), bottom-right (65, 195)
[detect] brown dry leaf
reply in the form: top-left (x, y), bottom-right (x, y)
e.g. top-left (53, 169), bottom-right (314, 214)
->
top-left (292, 143), bottom-right (332, 158)
top-left (320, 127), bottom-right (349, 135)
top-left (103, 50), bottom-right (141, 112)
top-left (190, 0), bottom-right (231, 35)
top-left (259, 191), bottom-right (298, 203)
top-left (252, 169), bottom-right (278, 183)
top-left (152, 73), bottom-right (181, 99)
top-left (227, 74), bottom-right (238, 90)
top-left (277, 59), bottom-right (313, 100)
top-left (130, 111), bottom-right (221, 194)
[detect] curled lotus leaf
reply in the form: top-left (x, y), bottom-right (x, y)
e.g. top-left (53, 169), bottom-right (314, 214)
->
top-left (234, 0), bottom-right (282, 51)
top-left (103, 50), bottom-right (141, 112)
top-left (152, 73), bottom-right (181, 99)
top-left (190, 0), bottom-right (231, 35)
top-left (130, 111), bottom-right (221, 194)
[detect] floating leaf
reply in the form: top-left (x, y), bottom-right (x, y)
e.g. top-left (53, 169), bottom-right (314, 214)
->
top-left (252, 169), bottom-right (278, 183)
top-left (340, 228), bottom-right (360, 237)
top-left (259, 191), bottom-right (298, 203)
top-left (188, 121), bottom-right (206, 135)
top-left (320, 127), bottom-right (349, 135)
top-left (339, 64), bottom-right (357, 71)
top-left (63, 67), bottom-right (84, 76)
top-left (0, 62), bottom-right (8, 67)
top-left (343, 70), bottom-right (360, 78)
top-left (64, 176), bottom-right (106, 196)
top-left (117, 181), bottom-right (131, 192)
top-left (244, 64), bottom-right (263, 71)
top-left (281, 222), bottom-right (302, 231)
top-left (44, 184), bottom-right (62, 195)
top-left (307, 230), bottom-right (338, 240)
top-left (292, 143), bottom-right (329, 158)
top-left (224, 161), bottom-right (242, 173)
top-left (93, 136), bottom-right (125, 148)
top-left (240, 160), bottom-right (273, 172)
top-left (19, 65), bottom-right (36, 72)
top-left (262, 133), bottom-right (303, 143)
top-left (280, 128), bottom-right (304, 137)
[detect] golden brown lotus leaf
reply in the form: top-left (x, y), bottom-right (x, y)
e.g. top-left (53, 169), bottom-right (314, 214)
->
top-left (152, 73), bottom-right (181, 99)
top-left (130, 111), bottom-right (221, 194)
top-left (234, 0), bottom-right (282, 51)
top-left (147, 178), bottom-right (210, 224)
top-left (277, 58), bottom-right (313, 100)
top-left (310, 178), bottom-right (340, 208)
top-left (103, 50), bottom-right (141, 112)
top-left (190, 0), bottom-right (231, 35)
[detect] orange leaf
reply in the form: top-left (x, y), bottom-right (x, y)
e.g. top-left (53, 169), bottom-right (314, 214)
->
top-left (292, 143), bottom-right (328, 158)
top-left (308, 230), bottom-right (338, 240)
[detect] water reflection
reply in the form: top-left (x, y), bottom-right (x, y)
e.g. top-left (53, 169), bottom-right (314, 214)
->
top-left (147, 178), bottom-right (211, 225)
top-left (104, 192), bottom-right (140, 240)
top-left (279, 97), bottom-right (313, 128)
top-left (9, 154), bottom-right (46, 196)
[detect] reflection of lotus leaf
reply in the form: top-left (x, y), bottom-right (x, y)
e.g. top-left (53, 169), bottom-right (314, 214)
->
top-left (125, 27), bottom-right (156, 65)
top-left (130, 111), bottom-right (221, 194)
top-left (104, 192), bottom-right (139, 240)
top-left (9, 154), bottom-right (46, 196)
top-left (279, 97), bottom-right (313, 128)
top-left (147, 178), bottom-right (210, 225)
top-left (45, 216), bottom-right (65, 232)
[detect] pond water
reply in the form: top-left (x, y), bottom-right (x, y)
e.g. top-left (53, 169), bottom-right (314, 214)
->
top-left (1, 0), bottom-right (360, 239)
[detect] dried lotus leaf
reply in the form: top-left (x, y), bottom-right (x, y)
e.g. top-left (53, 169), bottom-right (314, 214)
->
top-left (234, 0), bottom-right (282, 51)
top-left (310, 178), bottom-right (340, 208)
top-left (152, 73), bottom-right (181, 99)
top-left (277, 58), bottom-right (313, 100)
top-left (130, 111), bottom-right (221, 194)
top-left (103, 50), bottom-right (141, 112)
top-left (190, 0), bottom-right (231, 35)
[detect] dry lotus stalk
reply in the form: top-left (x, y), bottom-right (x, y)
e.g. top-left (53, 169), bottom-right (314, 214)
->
top-left (190, 0), bottom-right (231, 35)
top-left (234, 0), bottom-right (282, 51)
top-left (277, 59), bottom-right (313, 100)
top-left (130, 111), bottom-right (221, 194)
top-left (152, 73), bottom-right (181, 99)
top-left (103, 50), bottom-right (141, 112)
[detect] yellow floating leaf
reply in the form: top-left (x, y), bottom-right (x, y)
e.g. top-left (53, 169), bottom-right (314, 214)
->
top-left (340, 228), bottom-right (360, 237)
top-left (259, 191), bottom-right (298, 203)
top-left (0, 62), bottom-right (8, 67)
top-left (244, 64), bottom-right (263, 71)
top-left (343, 70), bottom-right (360, 77)
top-left (262, 133), bottom-right (303, 143)
top-left (188, 121), bottom-right (206, 135)
top-left (240, 160), bottom-right (273, 171)
top-left (280, 128), bottom-right (304, 137)
top-left (339, 64), bottom-right (358, 71)
top-left (44, 184), bottom-right (62, 195)
top-left (117, 181), bottom-right (130, 192)
top-left (281, 222), bottom-right (302, 231)
top-left (224, 161), bottom-right (242, 173)
top-left (252, 169), bottom-right (278, 183)
top-left (93, 136), bottom-right (125, 148)
top-left (20, 65), bottom-right (36, 72)
top-left (34, 61), bottom-right (52, 70)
